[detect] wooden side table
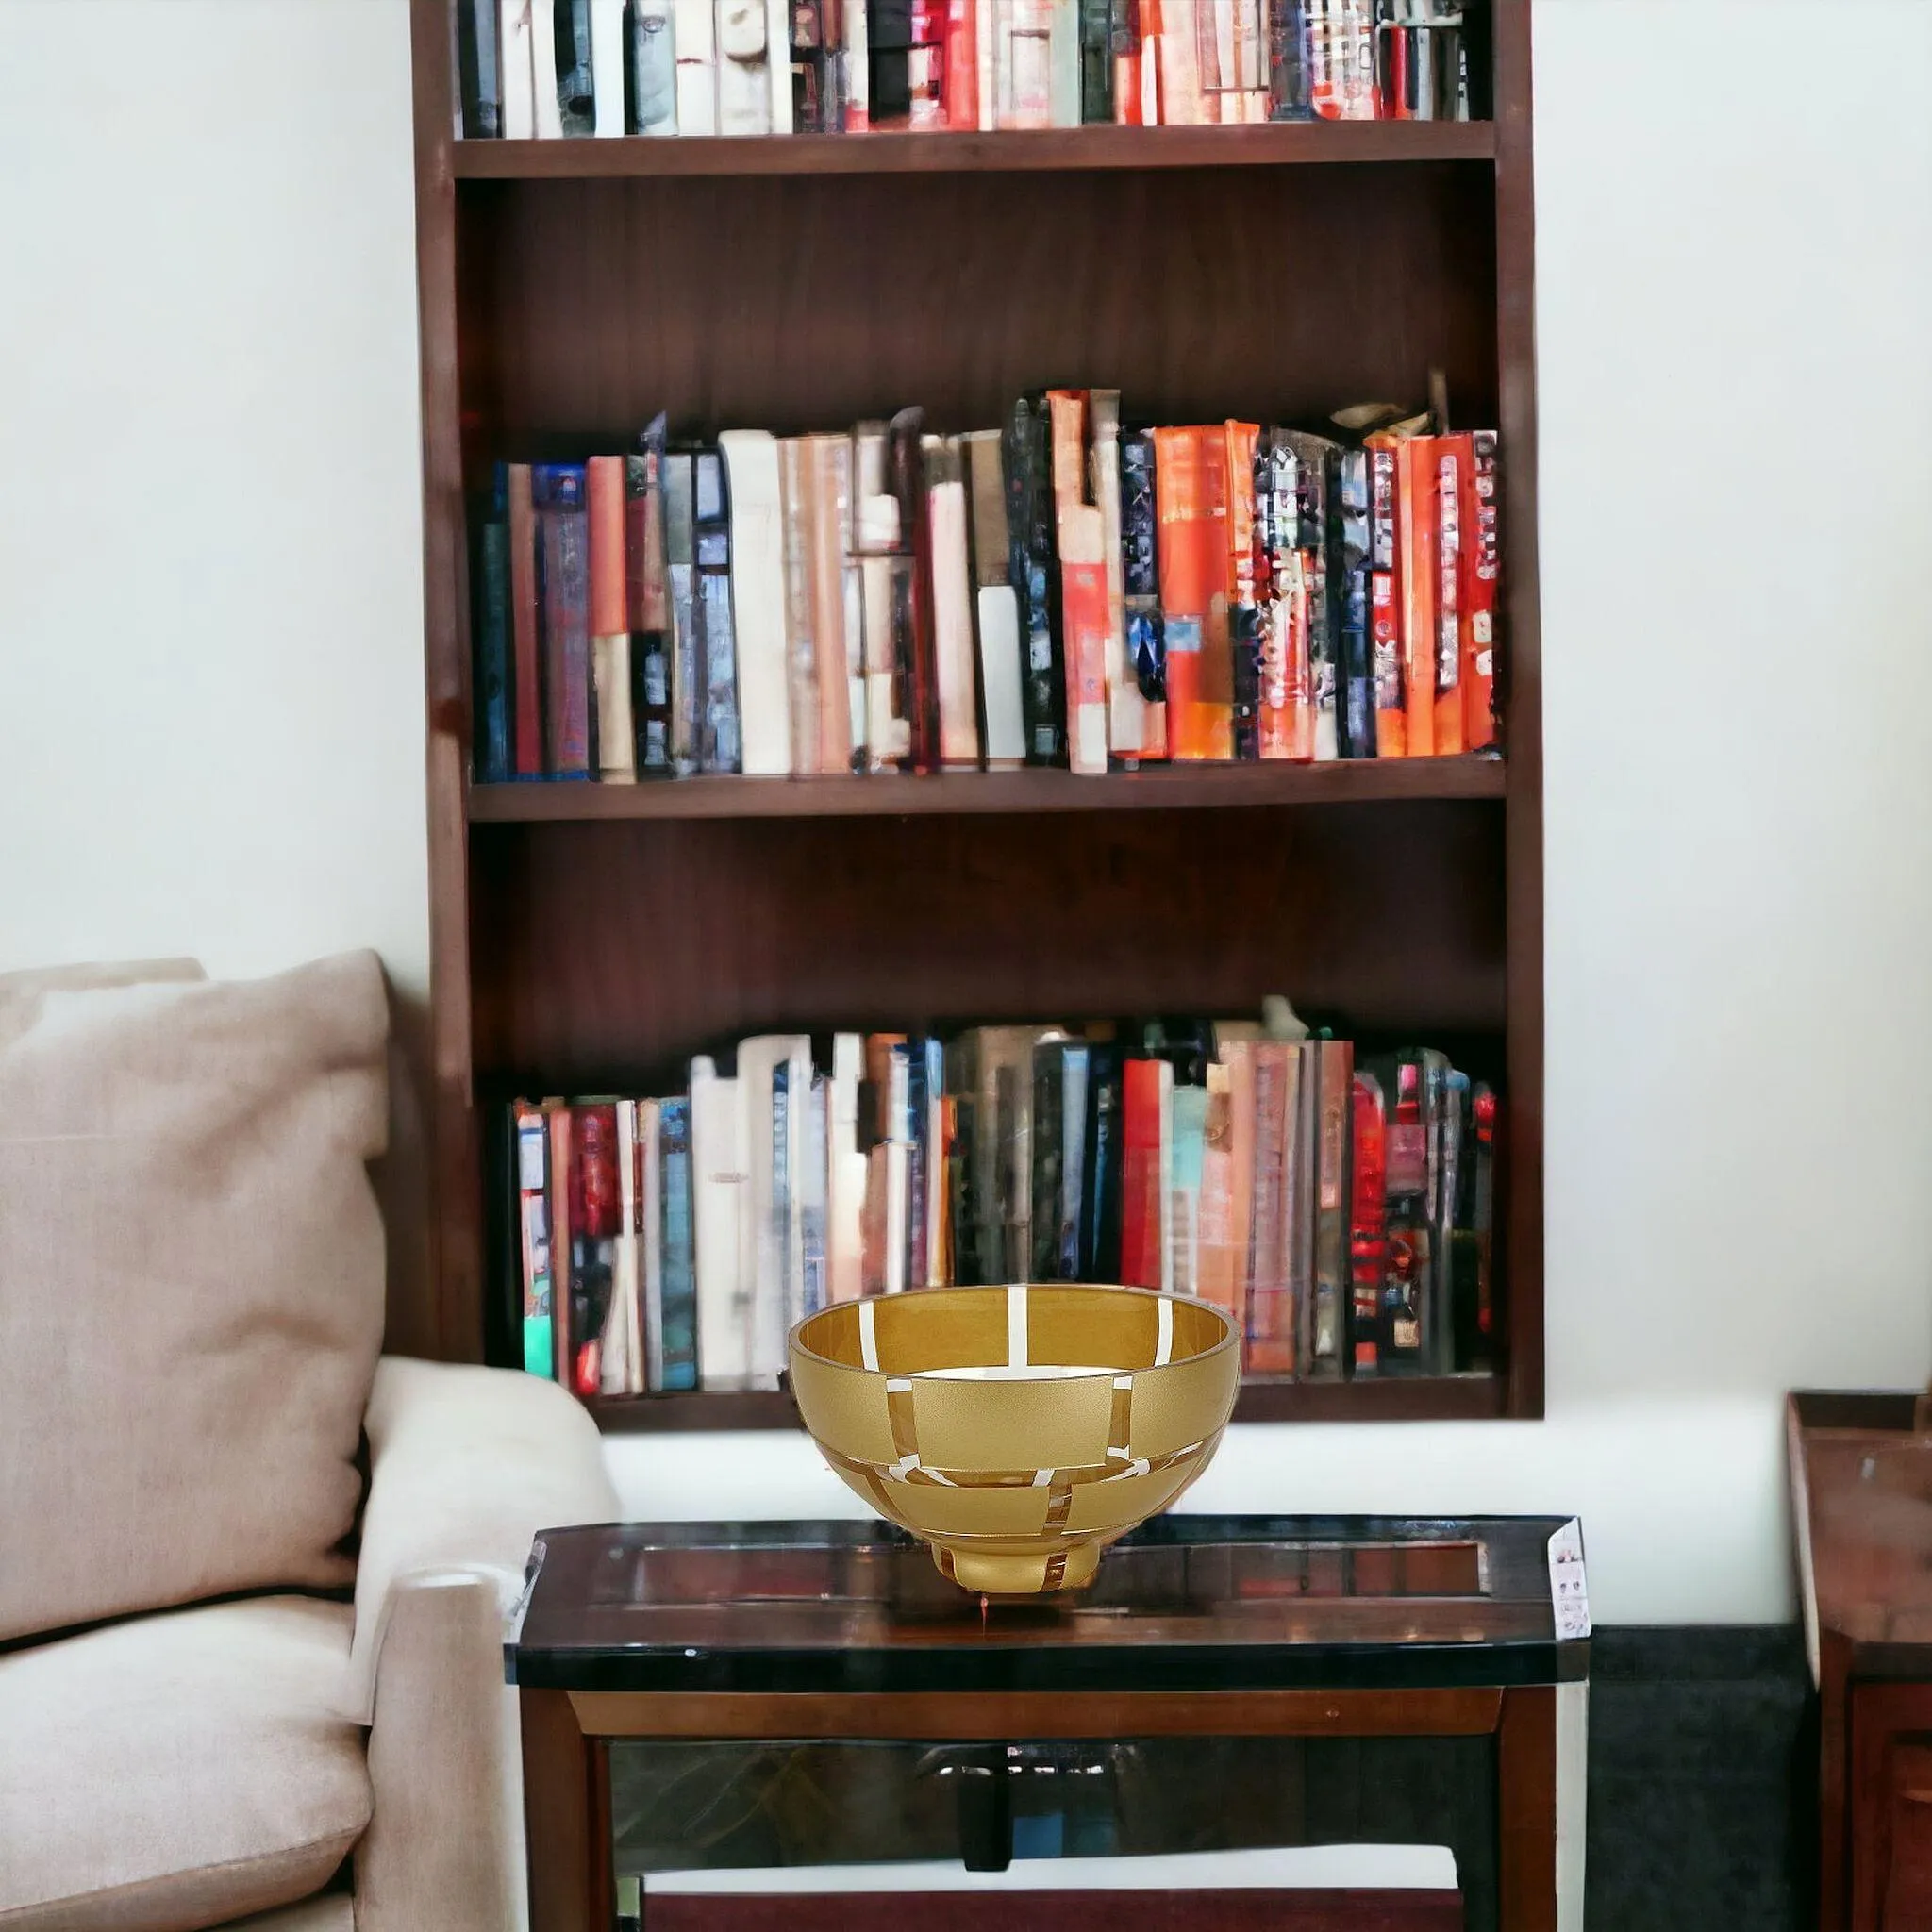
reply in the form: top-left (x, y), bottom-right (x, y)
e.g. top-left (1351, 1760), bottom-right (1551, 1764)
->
top-left (1790, 1391), bottom-right (1932, 1929)
top-left (506, 1516), bottom-right (1590, 1932)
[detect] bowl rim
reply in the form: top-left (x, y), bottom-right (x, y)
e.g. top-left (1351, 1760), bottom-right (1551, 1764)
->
top-left (786, 1281), bottom-right (1243, 1385)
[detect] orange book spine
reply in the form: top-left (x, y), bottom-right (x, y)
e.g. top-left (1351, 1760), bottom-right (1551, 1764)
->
top-left (1154, 425), bottom-right (1233, 761)
top-left (1223, 421), bottom-right (1260, 761)
top-left (1432, 435), bottom-right (1469, 757)
top-left (944, 0), bottom-right (979, 126)
top-left (1396, 438), bottom-right (1436, 758)
top-left (1462, 429), bottom-right (1500, 750)
top-left (1048, 391), bottom-right (1109, 774)
top-left (1367, 440), bottom-right (1405, 758)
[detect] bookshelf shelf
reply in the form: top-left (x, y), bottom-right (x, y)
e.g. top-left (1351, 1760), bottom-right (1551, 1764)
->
top-left (449, 121), bottom-right (1496, 181)
top-left (409, 0), bottom-right (1542, 1427)
top-left (591, 1374), bottom-right (1505, 1434)
top-left (470, 758), bottom-right (1507, 824)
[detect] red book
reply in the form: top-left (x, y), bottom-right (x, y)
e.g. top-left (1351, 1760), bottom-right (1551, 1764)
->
top-left (1395, 437), bottom-right (1436, 759)
top-left (1461, 430), bottom-right (1500, 750)
top-left (943, 0), bottom-right (978, 126)
top-left (571, 1103), bottom-right (622, 1398)
top-left (508, 462), bottom-right (541, 776)
top-left (1348, 1072), bottom-right (1387, 1376)
top-left (546, 1103), bottom-right (573, 1386)
top-left (1120, 1058), bottom-right (1172, 1291)
top-left (1431, 435), bottom-right (1467, 757)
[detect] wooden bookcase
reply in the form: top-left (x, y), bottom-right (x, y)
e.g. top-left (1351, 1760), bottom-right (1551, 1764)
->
top-left (407, 0), bottom-right (1542, 1431)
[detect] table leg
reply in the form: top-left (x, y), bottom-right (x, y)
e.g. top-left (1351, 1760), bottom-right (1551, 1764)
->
top-left (524, 1688), bottom-right (609, 1932)
top-left (1497, 1686), bottom-right (1557, 1932)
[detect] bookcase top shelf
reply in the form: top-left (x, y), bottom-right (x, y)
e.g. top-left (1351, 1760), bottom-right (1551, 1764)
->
top-left (593, 1374), bottom-right (1507, 1434)
top-left (449, 121), bottom-right (1496, 181)
top-left (469, 759), bottom-right (1507, 824)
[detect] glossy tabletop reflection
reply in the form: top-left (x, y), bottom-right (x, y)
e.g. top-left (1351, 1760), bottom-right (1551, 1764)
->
top-left (508, 1516), bottom-right (1586, 1694)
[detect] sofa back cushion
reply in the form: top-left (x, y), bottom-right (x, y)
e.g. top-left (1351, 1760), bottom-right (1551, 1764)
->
top-left (0, 952), bottom-right (389, 1642)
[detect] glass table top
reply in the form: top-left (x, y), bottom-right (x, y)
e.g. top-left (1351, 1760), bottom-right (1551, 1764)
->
top-left (508, 1515), bottom-right (1586, 1694)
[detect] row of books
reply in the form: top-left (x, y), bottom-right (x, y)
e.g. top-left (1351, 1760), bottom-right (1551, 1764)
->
top-left (455, 0), bottom-right (1484, 141)
top-left (470, 395), bottom-right (1501, 784)
top-left (496, 1006), bottom-right (1498, 1400)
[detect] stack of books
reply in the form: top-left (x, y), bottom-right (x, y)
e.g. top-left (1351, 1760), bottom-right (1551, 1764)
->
top-left (496, 1006), bottom-right (1498, 1401)
top-left (455, 0), bottom-right (1484, 140)
top-left (470, 394), bottom-right (1500, 782)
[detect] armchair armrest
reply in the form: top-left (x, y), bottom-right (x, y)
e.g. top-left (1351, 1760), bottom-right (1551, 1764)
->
top-left (346, 1358), bottom-right (620, 1932)
top-left (348, 1356), bottom-right (619, 1721)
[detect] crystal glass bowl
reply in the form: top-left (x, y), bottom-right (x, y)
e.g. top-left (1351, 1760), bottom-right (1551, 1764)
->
top-left (789, 1283), bottom-right (1241, 1595)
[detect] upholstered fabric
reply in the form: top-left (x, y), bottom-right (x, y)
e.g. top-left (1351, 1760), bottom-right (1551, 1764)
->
top-left (358, 1574), bottom-right (525, 1932)
top-left (0, 1598), bottom-right (372, 1932)
top-left (0, 952), bottom-right (389, 1642)
top-left (346, 1356), bottom-right (618, 1722)
top-left (219, 1898), bottom-right (354, 1932)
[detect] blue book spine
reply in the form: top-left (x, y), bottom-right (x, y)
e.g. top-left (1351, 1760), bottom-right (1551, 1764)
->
top-left (474, 465), bottom-right (513, 782)
top-left (658, 1098), bottom-right (698, 1391)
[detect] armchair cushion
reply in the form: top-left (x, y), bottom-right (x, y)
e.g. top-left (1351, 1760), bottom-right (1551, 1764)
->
top-left (0, 1597), bottom-right (371, 1932)
top-left (0, 953), bottom-right (389, 1643)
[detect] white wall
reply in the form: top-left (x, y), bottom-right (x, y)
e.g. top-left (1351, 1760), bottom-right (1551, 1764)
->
top-left (4, 0), bottom-right (1930, 1624)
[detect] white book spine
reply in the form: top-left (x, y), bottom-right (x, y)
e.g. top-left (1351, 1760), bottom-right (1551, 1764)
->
top-left (766, 0), bottom-right (793, 130)
top-left (690, 1057), bottom-right (751, 1391)
top-left (718, 431), bottom-right (792, 774)
top-left (975, 0), bottom-right (995, 130)
top-left (828, 1034), bottom-right (865, 1304)
top-left (716, 0), bottom-right (774, 132)
top-left (738, 1035), bottom-right (811, 1386)
top-left (500, 0), bottom-right (537, 136)
top-left (1049, 0), bottom-right (1080, 125)
top-left (786, 1042), bottom-right (812, 1326)
top-left (1090, 393), bottom-right (1138, 758)
top-left (847, 0), bottom-right (869, 127)
top-left (532, 0), bottom-right (564, 135)
top-left (641, 1099), bottom-right (665, 1393)
top-left (883, 1141), bottom-right (909, 1295)
top-left (591, 0), bottom-right (627, 131)
top-left (926, 469), bottom-right (979, 769)
top-left (975, 588), bottom-right (1025, 768)
top-left (675, 0), bottom-right (718, 131)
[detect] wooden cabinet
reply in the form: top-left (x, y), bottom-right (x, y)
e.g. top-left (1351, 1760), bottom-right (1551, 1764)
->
top-left (1790, 1392), bottom-right (1932, 1928)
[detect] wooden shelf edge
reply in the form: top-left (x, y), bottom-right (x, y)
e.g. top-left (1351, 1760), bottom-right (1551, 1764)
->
top-left (592, 1374), bottom-right (1505, 1434)
top-left (472, 758), bottom-right (1506, 824)
top-left (451, 121), bottom-right (1496, 180)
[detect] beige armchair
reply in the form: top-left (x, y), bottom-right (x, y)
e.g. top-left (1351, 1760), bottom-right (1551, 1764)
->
top-left (0, 954), bottom-right (621, 1930)
top-left (1, 1357), bottom-right (617, 1932)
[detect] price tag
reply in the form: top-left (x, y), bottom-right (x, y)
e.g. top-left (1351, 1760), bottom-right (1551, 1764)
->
top-left (1547, 1517), bottom-right (1591, 1640)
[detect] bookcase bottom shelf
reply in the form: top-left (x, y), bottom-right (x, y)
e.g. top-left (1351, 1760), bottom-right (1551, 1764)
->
top-left (591, 1375), bottom-right (1506, 1433)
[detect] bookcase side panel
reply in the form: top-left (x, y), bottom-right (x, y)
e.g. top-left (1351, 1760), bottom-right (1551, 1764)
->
top-left (1493, 0), bottom-right (1543, 1420)
top-left (412, 0), bottom-right (485, 1361)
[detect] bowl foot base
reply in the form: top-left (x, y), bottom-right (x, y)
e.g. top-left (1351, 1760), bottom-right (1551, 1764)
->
top-left (934, 1541), bottom-right (1105, 1595)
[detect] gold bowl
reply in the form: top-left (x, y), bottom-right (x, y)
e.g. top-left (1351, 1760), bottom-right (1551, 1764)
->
top-left (789, 1283), bottom-right (1241, 1595)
